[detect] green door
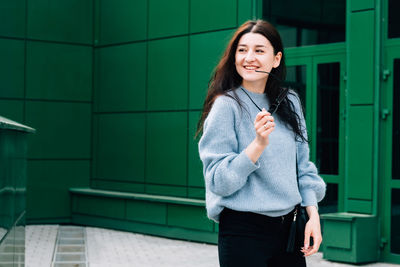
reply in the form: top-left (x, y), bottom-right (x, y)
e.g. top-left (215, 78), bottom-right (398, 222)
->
top-left (380, 44), bottom-right (400, 263)
top-left (286, 44), bottom-right (346, 214)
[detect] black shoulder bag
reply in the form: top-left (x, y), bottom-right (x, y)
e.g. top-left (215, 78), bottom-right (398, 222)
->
top-left (286, 156), bottom-right (310, 253)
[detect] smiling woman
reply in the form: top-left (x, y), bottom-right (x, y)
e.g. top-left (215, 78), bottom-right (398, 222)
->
top-left (235, 33), bottom-right (282, 94)
top-left (196, 20), bottom-right (326, 267)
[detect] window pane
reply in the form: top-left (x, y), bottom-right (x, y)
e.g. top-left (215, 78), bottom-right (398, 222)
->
top-left (391, 189), bottom-right (400, 254)
top-left (316, 63), bottom-right (340, 174)
top-left (284, 65), bottom-right (306, 112)
top-left (319, 183), bottom-right (338, 214)
top-left (393, 59), bottom-right (400, 180)
top-left (389, 0), bottom-right (400, 38)
top-left (263, 0), bottom-right (346, 47)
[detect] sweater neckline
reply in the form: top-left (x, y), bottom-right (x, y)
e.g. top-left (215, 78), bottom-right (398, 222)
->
top-left (239, 86), bottom-right (269, 102)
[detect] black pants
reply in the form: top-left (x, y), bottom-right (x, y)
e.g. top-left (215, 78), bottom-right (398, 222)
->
top-left (218, 208), bottom-right (306, 267)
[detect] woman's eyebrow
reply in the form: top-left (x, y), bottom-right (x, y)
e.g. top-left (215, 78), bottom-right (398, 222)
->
top-left (238, 44), bottom-right (266, 47)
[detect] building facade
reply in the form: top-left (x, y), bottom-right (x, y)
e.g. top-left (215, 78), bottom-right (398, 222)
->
top-left (0, 0), bottom-right (399, 264)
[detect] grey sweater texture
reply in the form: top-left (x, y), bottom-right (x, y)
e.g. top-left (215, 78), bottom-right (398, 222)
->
top-left (198, 87), bottom-right (326, 222)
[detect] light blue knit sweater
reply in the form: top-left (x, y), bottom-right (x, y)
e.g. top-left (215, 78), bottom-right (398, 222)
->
top-left (198, 87), bottom-right (326, 222)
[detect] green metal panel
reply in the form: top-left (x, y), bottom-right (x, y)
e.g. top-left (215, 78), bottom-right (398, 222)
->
top-left (26, 42), bottom-right (92, 101)
top-left (145, 184), bottom-right (187, 197)
top-left (148, 0), bottom-right (188, 39)
top-left (70, 188), bottom-right (205, 206)
top-left (91, 180), bottom-right (145, 193)
top-left (350, 0), bottom-right (375, 11)
top-left (0, 0), bottom-right (26, 37)
top-left (347, 105), bottom-right (373, 201)
top-left (348, 199), bottom-right (372, 213)
top-left (0, 100), bottom-right (24, 123)
top-left (322, 213), bottom-right (378, 263)
top-left (126, 200), bottom-right (167, 224)
top-left (72, 213), bottom-right (218, 244)
top-left (95, 42), bottom-right (146, 112)
top-left (73, 195), bottom-right (125, 219)
top-left (324, 220), bottom-right (352, 249)
top-left (70, 189), bottom-right (215, 243)
top-left (189, 30), bottom-right (234, 109)
top-left (97, 0), bottom-right (147, 45)
top-left (238, 0), bottom-right (252, 25)
top-left (26, 160), bottom-right (90, 220)
top-left (190, 0), bottom-right (237, 33)
top-left (27, 0), bottom-right (93, 44)
top-left (0, 39), bottom-right (25, 98)
top-left (25, 102), bottom-right (91, 159)
top-left (94, 113), bottom-right (145, 182)
top-left (348, 10), bottom-right (375, 104)
top-left (146, 112), bottom-right (187, 186)
top-left (188, 111), bottom-right (203, 187)
top-left (147, 37), bottom-right (188, 110)
top-left (254, 0), bottom-right (263, 19)
top-left (167, 205), bottom-right (213, 231)
top-left (188, 188), bottom-right (205, 199)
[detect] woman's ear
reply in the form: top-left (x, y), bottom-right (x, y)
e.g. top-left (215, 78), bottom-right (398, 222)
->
top-left (273, 51), bottom-right (282, 68)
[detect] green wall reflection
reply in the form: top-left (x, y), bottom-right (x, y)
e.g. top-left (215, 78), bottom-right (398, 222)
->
top-left (0, 116), bottom-right (35, 266)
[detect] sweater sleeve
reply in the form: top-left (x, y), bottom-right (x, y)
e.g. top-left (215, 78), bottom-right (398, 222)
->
top-left (290, 92), bottom-right (326, 207)
top-left (198, 96), bottom-right (260, 197)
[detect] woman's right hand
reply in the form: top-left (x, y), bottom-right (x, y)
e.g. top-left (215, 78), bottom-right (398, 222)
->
top-left (254, 108), bottom-right (275, 147)
top-left (245, 108), bottom-right (275, 163)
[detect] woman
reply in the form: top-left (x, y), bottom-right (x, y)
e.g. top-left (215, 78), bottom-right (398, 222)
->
top-left (197, 20), bottom-right (326, 266)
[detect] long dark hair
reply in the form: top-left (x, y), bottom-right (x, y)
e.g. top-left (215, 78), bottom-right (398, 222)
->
top-left (196, 19), bottom-right (307, 142)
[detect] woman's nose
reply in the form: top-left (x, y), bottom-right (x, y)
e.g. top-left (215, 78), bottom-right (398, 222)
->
top-left (245, 51), bottom-right (255, 62)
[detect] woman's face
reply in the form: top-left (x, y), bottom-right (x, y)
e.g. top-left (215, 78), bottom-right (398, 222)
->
top-left (235, 32), bottom-right (282, 85)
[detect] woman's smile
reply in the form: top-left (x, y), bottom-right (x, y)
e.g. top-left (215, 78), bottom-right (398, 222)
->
top-left (243, 65), bottom-right (260, 71)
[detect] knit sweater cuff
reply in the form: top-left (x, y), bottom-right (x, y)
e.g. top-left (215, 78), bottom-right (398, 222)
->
top-left (300, 189), bottom-right (318, 207)
top-left (236, 150), bottom-right (260, 176)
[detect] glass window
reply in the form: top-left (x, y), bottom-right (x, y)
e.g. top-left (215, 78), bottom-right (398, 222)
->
top-left (319, 183), bottom-right (339, 214)
top-left (389, 0), bottom-right (400, 38)
top-left (316, 63), bottom-right (340, 174)
top-left (263, 0), bottom-right (346, 47)
top-left (284, 65), bottom-right (306, 112)
top-left (393, 59), bottom-right (400, 180)
top-left (391, 189), bottom-right (400, 254)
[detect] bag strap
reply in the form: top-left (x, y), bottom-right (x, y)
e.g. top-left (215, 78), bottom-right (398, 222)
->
top-left (296, 148), bottom-right (301, 208)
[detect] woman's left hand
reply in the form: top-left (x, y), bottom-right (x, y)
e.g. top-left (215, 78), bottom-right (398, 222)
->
top-left (301, 206), bottom-right (322, 257)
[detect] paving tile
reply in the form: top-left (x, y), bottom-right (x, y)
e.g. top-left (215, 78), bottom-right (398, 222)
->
top-left (24, 225), bottom-right (400, 267)
top-left (25, 225), bottom-right (58, 267)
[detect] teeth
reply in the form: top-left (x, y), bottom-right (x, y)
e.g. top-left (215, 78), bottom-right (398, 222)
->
top-left (244, 66), bottom-right (257, 70)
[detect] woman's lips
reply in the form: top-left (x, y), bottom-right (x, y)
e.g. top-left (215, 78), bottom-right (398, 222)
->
top-left (243, 66), bottom-right (259, 70)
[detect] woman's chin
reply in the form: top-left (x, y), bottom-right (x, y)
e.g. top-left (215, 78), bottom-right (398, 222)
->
top-left (240, 76), bottom-right (267, 83)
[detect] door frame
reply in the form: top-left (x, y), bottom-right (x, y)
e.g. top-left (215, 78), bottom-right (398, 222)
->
top-left (286, 43), bottom-right (346, 212)
top-left (379, 41), bottom-right (400, 263)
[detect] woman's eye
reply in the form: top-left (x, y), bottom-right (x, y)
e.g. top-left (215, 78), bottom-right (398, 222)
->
top-left (256, 49), bottom-right (264, 53)
top-left (238, 48), bottom-right (246, 52)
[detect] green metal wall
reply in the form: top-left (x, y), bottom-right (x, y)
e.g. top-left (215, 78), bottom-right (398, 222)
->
top-left (92, 0), bottom-right (242, 201)
top-left (0, 0), bottom-right (255, 240)
top-left (0, 0), bottom-right (91, 223)
top-left (78, 0), bottom-right (256, 243)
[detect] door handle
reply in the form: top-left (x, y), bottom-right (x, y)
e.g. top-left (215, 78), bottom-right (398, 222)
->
top-left (381, 108), bottom-right (390, 120)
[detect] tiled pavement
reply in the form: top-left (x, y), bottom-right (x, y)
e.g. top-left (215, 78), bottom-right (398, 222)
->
top-left (25, 225), bottom-right (400, 267)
